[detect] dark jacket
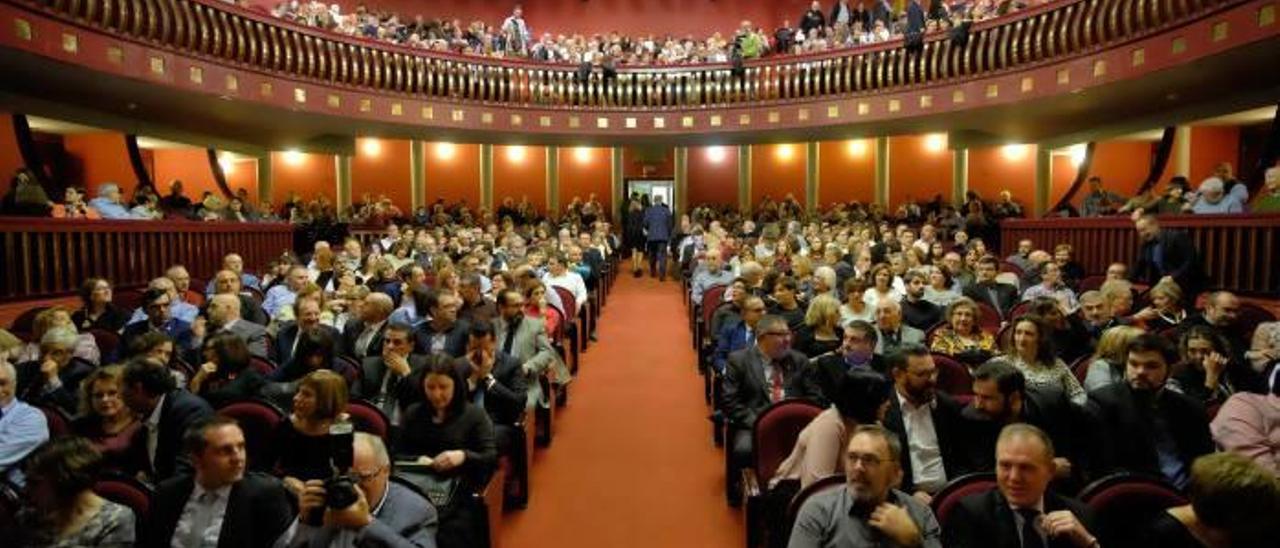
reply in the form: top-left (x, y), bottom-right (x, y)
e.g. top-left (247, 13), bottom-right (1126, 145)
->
top-left (1085, 383), bottom-right (1214, 483)
top-left (341, 319), bottom-right (389, 360)
top-left (963, 281), bottom-right (1021, 319)
top-left (1132, 229), bottom-right (1204, 300)
top-left (142, 472), bottom-right (296, 548)
top-left (131, 389), bottom-right (214, 482)
top-left (722, 346), bottom-right (821, 429)
top-left (961, 387), bottom-right (1089, 482)
top-left (883, 390), bottom-right (971, 493)
top-left (457, 351), bottom-right (528, 426)
top-left (274, 322), bottom-right (341, 367)
top-left (807, 353), bottom-right (887, 407)
top-left (943, 488), bottom-right (1098, 548)
top-left (72, 305), bottom-right (130, 333)
top-left (412, 320), bottom-right (469, 358)
top-left (15, 357), bottom-right (95, 416)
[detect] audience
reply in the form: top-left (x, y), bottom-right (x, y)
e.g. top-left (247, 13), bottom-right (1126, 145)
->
top-left (1143, 452), bottom-right (1280, 548)
top-left (71, 365), bottom-right (143, 473)
top-left (16, 437), bottom-right (136, 547)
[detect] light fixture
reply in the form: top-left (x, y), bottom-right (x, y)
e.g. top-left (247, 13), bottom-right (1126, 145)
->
top-left (435, 142), bottom-right (456, 160)
top-left (924, 133), bottom-right (947, 153)
top-left (506, 145), bottom-right (527, 163)
top-left (776, 144), bottom-right (795, 161)
top-left (1001, 144), bottom-right (1029, 161)
top-left (282, 149), bottom-right (304, 166)
top-left (706, 146), bottom-right (727, 163)
top-left (574, 147), bottom-right (592, 164)
top-left (360, 138), bottom-right (382, 157)
top-left (846, 139), bottom-right (867, 157)
top-left (1068, 144), bottom-right (1087, 167)
top-left (218, 154), bottom-right (236, 174)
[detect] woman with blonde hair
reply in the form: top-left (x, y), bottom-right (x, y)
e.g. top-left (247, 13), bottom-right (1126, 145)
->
top-left (1083, 325), bottom-right (1146, 391)
top-left (1132, 279), bottom-right (1187, 332)
top-left (270, 369), bottom-right (350, 496)
top-left (71, 365), bottom-right (141, 473)
top-left (16, 307), bottom-right (100, 366)
top-left (795, 294), bottom-right (844, 358)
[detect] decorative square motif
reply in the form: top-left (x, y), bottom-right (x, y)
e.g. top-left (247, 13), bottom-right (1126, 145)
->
top-left (294, 88), bottom-right (306, 103)
top-left (1132, 48), bottom-right (1146, 67)
top-left (512, 114), bottom-right (524, 126)
top-left (681, 116), bottom-right (694, 128)
top-left (189, 67), bottom-right (203, 84)
top-left (260, 83), bottom-right (273, 97)
top-left (61, 33), bottom-right (77, 53)
top-left (596, 117), bottom-right (609, 129)
top-left (827, 105), bottom-right (840, 119)
top-left (1020, 77), bottom-right (1034, 92)
top-left (13, 18), bottom-right (31, 41)
top-left (107, 46), bottom-right (123, 65)
top-left (767, 111), bottom-right (780, 123)
top-left (797, 108), bottom-right (810, 121)
top-left (653, 117), bottom-right (665, 129)
top-left (952, 90), bottom-right (966, 104)
top-left (1212, 21), bottom-right (1229, 42)
top-left (1092, 60), bottom-right (1107, 77)
top-left (481, 112), bottom-right (493, 124)
top-left (1057, 69), bottom-right (1070, 85)
top-left (857, 103), bottom-right (870, 115)
top-left (1171, 36), bottom-right (1187, 54)
top-left (625, 117), bottom-right (636, 129)
top-left (224, 74), bottom-right (238, 92)
top-left (710, 115), bottom-right (722, 127)
top-left (421, 106), bottom-right (434, 120)
top-left (985, 84), bottom-right (999, 98)
top-left (150, 56), bottom-right (165, 75)
top-left (1261, 5), bottom-right (1276, 27)
top-left (540, 116), bottom-right (552, 127)
top-left (327, 95), bottom-right (341, 108)
top-left (888, 99), bottom-right (901, 112)
top-left (919, 95), bottom-right (933, 108)
top-left (361, 99), bottom-right (374, 113)
top-left (568, 116), bottom-right (580, 128)
top-left (738, 114), bottom-right (751, 126)
top-left (450, 109), bottom-right (464, 121)
top-left (391, 103), bottom-right (403, 116)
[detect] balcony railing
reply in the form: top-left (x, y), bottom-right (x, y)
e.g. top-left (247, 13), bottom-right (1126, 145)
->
top-left (11, 0), bottom-right (1235, 110)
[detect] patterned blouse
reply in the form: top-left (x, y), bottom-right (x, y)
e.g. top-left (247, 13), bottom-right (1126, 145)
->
top-left (20, 498), bottom-right (135, 548)
top-left (989, 354), bottom-right (1087, 405)
top-left (929, 327), bottom-right (997, 357)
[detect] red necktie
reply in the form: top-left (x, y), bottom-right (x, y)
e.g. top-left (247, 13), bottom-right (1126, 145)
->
top-left (770, 363), bottom-right (785, 402)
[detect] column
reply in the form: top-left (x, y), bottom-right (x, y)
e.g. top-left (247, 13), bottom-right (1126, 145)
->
top-left (335, 154), bottom-right (352, 213)
top-left (479, 144), bottom-right (494, 210)
top-left (410, 140), bottom-right (425, 211)
top-left (874, 137), bottom-right (890, 208)
top-left (256, 156), bottom-right (272, 205)
top-left (1174, 125), bottom-right (1192, 177)
top-left (674, 147), bottom-right (688, 213)
top-left (611, 147), bottom-right (626, 219)
top-left (546, 145), bottom-right (560, 216)
top-left (738, 144), bottom-right (752, 213)
top-left (952, 147), bottom-right (969, 207)
top-left (1034, 145), bottom-right (1052, 217)
top-left (805, 141), bottom-right (819, 214)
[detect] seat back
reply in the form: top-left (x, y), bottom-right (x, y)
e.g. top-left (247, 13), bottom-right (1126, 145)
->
top-left (89, 328), bottom-right (123, 363)
top-left (702, 285), bottom-right (729, 333)
top-left (184, 289), bottom-right (206, 307)
top-left (999, 262), bottom-right (1024, 276)
top-left (92, 473), bottom-right (153, 528)
top-left (1080, 473), bottom-right (1187, 545)
top-left (930, 473), bottom-right (998, 531)
top-left (334, 355), bottom-right (364, 388)
top-left (1079, 275), bottom-right (1108, 292)
top-left (8, 306), bottom-right (48, 339)
top-left (997, 323), bottom-right (1013, 349)
top-left (38, 405), bottom-right (72, 437)
top-left (785, 474), bottom-right (844, 532)
top-left (1237, 303), bottom-right (1276, 340)
top-left (347, 399), bottom-right (391, 441)
top-left (1009, 301), bottom-right (1033, 321)
top-left (932, 353), bottom-right (974, 396)
top-left (974, 301), bottom-right (1002, 330)
top-left (752, 399), bottom-right (825, 483)
top-left (1070, 355), bottom-right (1093, 384)
top-left (995, 272), bottom-right (1021, 288)
top-left (216, 399), bottom-right (284, 470)
top-left (553, 286), bottom-right (578, 320)
top-left (248, 355), bottom-right (277, 376)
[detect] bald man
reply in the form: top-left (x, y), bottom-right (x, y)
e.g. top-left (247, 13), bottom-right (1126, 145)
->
top-left (874, 300), bottom-right (926, 356)
top-left (196, 293), bottom-right (270, 359)
top-left (343, 292), bottom-right (394, 360)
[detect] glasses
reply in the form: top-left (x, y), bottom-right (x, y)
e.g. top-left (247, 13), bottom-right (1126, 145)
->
top-left (350, 466), bottom-right (385, 482)
top-left (846, 453), bottom-right (885, 468)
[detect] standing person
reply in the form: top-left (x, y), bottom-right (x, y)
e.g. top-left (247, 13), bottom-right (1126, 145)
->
top-left (642, 194), bottom-right (673, 280)
top-left (1132, 214), bottom-right (1205, 306)
top-left (623, 194), bottom-right (646, 277)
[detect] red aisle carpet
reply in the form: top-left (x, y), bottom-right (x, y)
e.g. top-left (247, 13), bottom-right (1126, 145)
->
top-left (498, 274), bottom-right (745, 548)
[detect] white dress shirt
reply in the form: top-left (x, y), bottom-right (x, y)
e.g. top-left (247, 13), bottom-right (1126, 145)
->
top-left (145, 394), bottom-right (167, 468)
top-left (173, 483), bottom-right (232, 548)
top-left (896, 390), bottom-right (947, 493)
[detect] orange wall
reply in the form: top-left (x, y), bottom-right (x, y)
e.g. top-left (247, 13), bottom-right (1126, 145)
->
top-left (751, 144), bottom-right (806, 206)
top-left (558, 147), bottom-right (611, 215)
top-left (425, 143), bottom-right (480, 207)
top-left (1051, 155), bottom-right (1080, 207)
top-left (223, 158), bottom-right (260, 203)
top-left (968, 145), bottom-right (1036, 204)
top-left (353, 138), bottom-right (412, 212)
top-left (818, 140), bottom-right (876, 206)
top-left (272, 151), bottom-right (336, 204)
top-left (0, 113), bottom-right (23, 179)
top-left (687, 146), bottom-right (738, 207)
top-left (1189, 126), bottom-right (1241, 182)
top-left (1078, 140), bottom-right (1152, 206)
top-left (62, 132), bottom-right (136, 195)
top-left (151, 148), bottom-right (221, 199)
top-left (890, 135), bottom-right (953, 207)
top-left (493, 145), bottom-right (546, 213)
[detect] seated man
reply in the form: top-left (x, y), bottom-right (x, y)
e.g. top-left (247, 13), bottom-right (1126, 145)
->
top-left (789, 425), bottom-right (943, 548)
top-left (873, 300), bottom-right (926, 357)
top-left (808, 320), bottom-right (885, 405)
top-left (459, 321), bottom-right (528, 430)
top-left (343, 292), bottom-right (394, 360)
top-left (14, 326), bottom-right (94, 416)
top-left (900, 270), bottom-right (943, 331)
top-left (712, 296), bottom-right (766, 374)
top-left (690, 249), bottom-right (735, 306)
top-left (1087, 334), bottom-right (1214, 490)
top-left (195, 293), bottom-right (270, 360)
top-left (0, 361), bottom-right (51, 487)
top-left (963, 362), bottom-right (1083, 486)
top-left (352, 322), bottom-right (426, 426)
top-left (964, 256), bottom-right (1021, 320)
top-left (457, 272), bottom-right (496, 326)
top-left (1076, 291), bottom-right (1119, 344)
top-left (492, 289), bottom-right (566, 410)
top-left (121, 287), bottom-right (198, 357)
top-left (207, 268), bottom-right (268, 326)
top-left (275, 297), bottom-right (340, 367)
top-left (943, 424), bottom-right (1102, 548)
top-left (127, 276), bottom-right (200, 326)
top-left (412, 289), bottom-right (467, 358)
top-left (883, 344), bottom-right (969, 502)
top-left (262, 265), bottom-right (310, 319)
top-left (143, 415), bottom-right (297, 548)
top-left (542, 252), bottom-right (588, 314)
top-left (1180, 291), bottom-right (1261, 392)
top-left (121, 358), bottom-right (213, 482)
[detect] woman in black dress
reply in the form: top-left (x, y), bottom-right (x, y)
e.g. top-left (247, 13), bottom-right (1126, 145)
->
top-left (623, 196), bottom-right (646, 277)
top-left (270, 369), bottom-right (350, 494)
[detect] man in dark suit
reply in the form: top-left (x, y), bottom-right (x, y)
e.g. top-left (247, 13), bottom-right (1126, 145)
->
top-left (723, 314), bottom-right (821, 504)
top-left (198, 293), bottom-right (270, 359)
top-left (342, 292), bottom-right (393, 360)
top-left (292, 432), bottom-right (437, 547)
top-left (274, 297), bottom-right (340, 367)
top-left (413, 289), bottom-right (468, 358)
top-left (460, 321), bottom-right (530, 507)
top-left (352, 322), bottom-right (427, 424)
top-left (964, 256), bottom-right (1020, 319)
top-left (121, 358), bottom-right (213, 483)
top-left (943, 424), bottom-right (1102, 548)
top-left (15, 327), bottom-right (94, 416)
top-left (963, 361), bottom-right (1085, 486)
top-left (457, 272), bottom-right (497, 326)
top-left (1086, 334), bottom-right (1213, 490)
top-left (712, 296), bottom-right (766, 374)
top-left (883, 344), bottom-right (970, 501)
top-left (122, 287), bottom-right (198, 357)
top-left (143, 416), bottom-right (296, 548)
top-left (808, 320), bottom-right (886, 406)
top-left (1132, 214), bottom-right (1204, 304)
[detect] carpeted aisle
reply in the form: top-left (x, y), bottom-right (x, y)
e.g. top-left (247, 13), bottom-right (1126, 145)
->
top-left (497, 274), bottom-right (744, 548)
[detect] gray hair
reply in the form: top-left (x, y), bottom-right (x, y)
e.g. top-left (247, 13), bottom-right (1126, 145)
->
top-left (355, 432), bottom-right (390, 466)
top-left (97, 183), bottom-right (120, 197)
top-left (41, 326), bottom-right (79, 350)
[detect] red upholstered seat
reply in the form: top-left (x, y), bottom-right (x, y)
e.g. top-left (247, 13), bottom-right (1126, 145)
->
top-left (974, 301), bottom-right (1002, 331)
top-left (999, 262), bottom-right (1025, 277)
top-left (216, 399), bottom-right (284, 471)
top-left (1079, 275), bottom-right (1108, 292)
top-left (333, 355), bottom-right (364, 388)
top-left (1009, 301), bottom-right (1033, 321)
top-left (89, 328), bottom-right (122, 363)
top-left (93, 473), bottom-right (153, 527)
top-left (1080, 473), bottom-right (1187, 545)
top-left (38, 404), bottom-right (71, 437)
top-left (930, 473), bottom-right (998, 531)
top-left (8, 306), bottom-right (47, 340)
top-left (346, 399), bottom-right (390, 441)
top-left (1070, 355), bottom-right (1092, 384)
top-left (743, 399), bottom-right (824, 548)
top-left (249, 355), bottom-right (277, 376)
top-left (932, 353), bottom-right (975, 396)
top-left (785, 474), bottom-right (845, 533)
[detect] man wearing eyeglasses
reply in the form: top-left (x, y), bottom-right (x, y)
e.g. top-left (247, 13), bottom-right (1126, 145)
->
top-left (789, 425), bottom-right (943, 548)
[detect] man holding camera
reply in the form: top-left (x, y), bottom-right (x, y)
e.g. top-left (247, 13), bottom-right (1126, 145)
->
top-left (293, 432), bottom-right (439, 548)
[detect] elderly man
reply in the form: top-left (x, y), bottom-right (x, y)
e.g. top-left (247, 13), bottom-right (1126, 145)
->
top-left (1191, 177), bottom-right (1244, 214)
top-left (14, 326), bottom-right (94, 415)
top-left (207, 269), bottom-right (268, 325)
top-left (263, 265), bottom-right (311, 318)
top-left (206, 253), bottom-right (262, 295)
top-left (88, 183), bottom-right (137, 219)
top-left (276, 296), bottom-right (340, 367)
top-left (0, 361), bottom-right (51, 487)
top-left (457, 272), bottom-right (496, 326)
top-left (944, 424), bottom-right (1101, 548)
top-left (344, 292), bottom-right (394, 360)
top-left (789, 425), bottom-right (943, 548)
top-left (874, 300), bottom-right (926, 356)
top-left (197, 293), bottom-right (270, 359)
top-left (293, 432), bottom-right (437, 547)
top-left (1006, 239), bottom-right (1035, 272)
top-left (713, 296), bottom-right (767, 375)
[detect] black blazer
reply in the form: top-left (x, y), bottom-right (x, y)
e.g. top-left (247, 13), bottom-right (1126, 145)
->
top-left (341, 319), bottom-right (389, 360)
top-left (883, 390), bottom-right (971, 493)
top-left (722, 346), bottom-right (821, 430)
top-left (1085, 383), bottom-right (1214, 481)
top-left (131, 389), bottom-right (214, 482)
top-left (274, 322), bottom-right (340, 367)
top-left (198, 371), bottom-right (268, 410)
top-left (412, 320), bottom-right (469, 358)
top-left (962, 388), bottom-right (1089, 481)
top-left (72, 304), bottom-right (129, 333)
top-left (353, 353), bottom-right (429, 402)
top-left (142, 472), bottom-right (296, 548)
top-left (1132, 229), bottom-right (1204, 297)
top-left (15, 357), bottom-right (94, 416)
top-left (806, 353), bottom-right (887, 407)
top-left (964, 281), bottom-right (1021, 318)
top-left (943, 488), bottom-right (1098, 548)
top-left (458, 351), bottom-right (529, 426)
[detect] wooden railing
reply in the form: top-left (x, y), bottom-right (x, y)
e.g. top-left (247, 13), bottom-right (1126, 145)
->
top-left (999, 215), bottom-right (1280, 295)
top-left (0, 217), bottom-right (293, 301)
top-left (9, 0), bottom-right (1236, 109)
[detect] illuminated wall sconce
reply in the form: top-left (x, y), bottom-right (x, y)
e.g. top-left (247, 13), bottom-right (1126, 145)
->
top-left (1001, 144), bottom-right (1029, 161)
top-left (706, 146), bottom-right (727, 163)
top-left (846, 140), bottom-right (867, 157)
top-left (506, 146), bottom-right (527, 163)
top-left (435, 143), bottom-right (456, 160)
top-left (360, 138), bottom-right (382, 157)
top-left (775, 144), bottom-right (795, 161)
top-left (924, 134), bottom-right (947, 153)
top-left (283, 150), bottom-right (304, 166)
top-left (1067, 144), bottom-right (1087, 167)
top-left (573, 147), bottom-right (592, 164)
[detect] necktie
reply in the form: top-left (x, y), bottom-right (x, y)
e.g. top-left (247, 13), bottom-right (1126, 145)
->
top-left (1017, 508), bottom-right (1045, 548)
top-left (770, 362), bottom-right (785, 402)
top-left (504, 319), bottom-right (519, 355)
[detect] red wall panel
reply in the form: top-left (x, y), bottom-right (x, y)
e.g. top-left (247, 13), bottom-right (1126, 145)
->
top-left (890, 135), bottom-right (952, 207)
top-left (425, 143), bottom-right (480, 207)
top-left (152, 148), bottom-right (221, 200)
top-left (223, 158), bottom-right (260, 203)
top-left (271, 151), bottom-right (336, 204)
top-left (62, 132), bottom-right (136, 196)
top-left (0, 113), bottom-right (23, 179)
top-left (687, 145), bottom-right (737, 207)
top-left (968, 145), bottom-right (1036, 205)
top-left (1189, 126), bottom-right (1241, 183)
top-left (818, 140), bottom-right (875, 206)
top-left (353, 137), bottom-right (412, 212)
top-left (1080, 140), bottom-right (1152, 206)
top-left (493, 145), bottom-right (547, 213)
top-left (751, 143), bottom-right (806, 207)
top-left (558, 147), bottom-right (612, 216)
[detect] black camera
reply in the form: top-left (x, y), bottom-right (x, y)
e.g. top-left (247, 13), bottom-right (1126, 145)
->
top-left (324, 421), bottom-right (358, 509)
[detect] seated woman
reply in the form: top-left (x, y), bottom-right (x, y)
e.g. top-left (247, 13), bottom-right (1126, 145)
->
top-left (923, 266), bottom-right (959, 308)
top-left (861, 264), bottom-right (903, 311)
top-left (1130, 279), bottom-right (1188, 333)
top-left (522, 279), bottom-right (561, 338)
top-left (396, 356), bottom-right (497, 548)
top-left (270, 369), bottom-right (350, 495)
top-left (1083, 325), bottom-right (1146, 392)
top-left (794, 294), bottom-right (844, 358)
top-left (838, 276), bottom-right (873, 328)
top-left (17, 437), bottom-right (135, 547)
top-left (189, 331), bottom-right (267, 409)
top-left (928, 297), bottom-right (996, 368)
top-left (16, 307), bottom-right (101, 366)
top-left (1171, 326), bottom-right (1238, 405)
top-left (1247, 321), bottom-right (1280, 374)
top-left (987, 314), bottom-right (1086, 405)
top-left (1211, 366), bottom-right (1278, 475)
top-left (1020, 262), bottom-right (1078, 312)
top-left (771, 370), bottom-right (892, 489)
top-left (71, 365), bottom-right (141, 474)
top-left (71, 278), bottom-right (129, 334)
top-left (51, 186), bottom-right (99, 219)
top-left (1144, 452), bottom-right (1280, 548)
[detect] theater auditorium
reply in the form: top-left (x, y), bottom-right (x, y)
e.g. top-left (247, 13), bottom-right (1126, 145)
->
top-left (0, 0), bottom-right (1278, 547)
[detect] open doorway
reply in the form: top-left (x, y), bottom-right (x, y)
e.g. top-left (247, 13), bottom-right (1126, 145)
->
top-left (623, 178), bottom-right (675, 214)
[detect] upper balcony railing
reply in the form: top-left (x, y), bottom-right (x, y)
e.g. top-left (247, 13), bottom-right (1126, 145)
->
top-left (13, 0), bottom-right (1238, 110)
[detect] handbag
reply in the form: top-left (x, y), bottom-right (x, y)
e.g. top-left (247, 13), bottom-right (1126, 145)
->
top-left (398, 467), bottom-right (463, 512)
